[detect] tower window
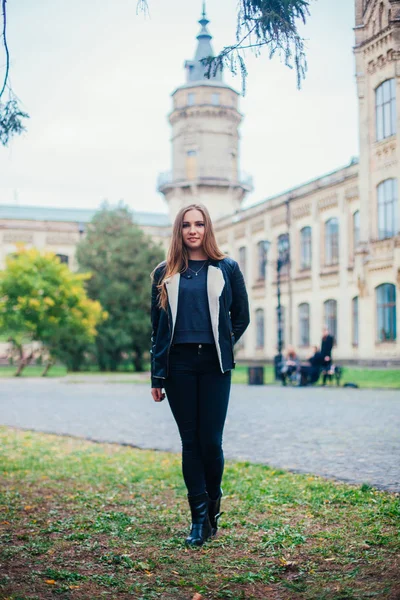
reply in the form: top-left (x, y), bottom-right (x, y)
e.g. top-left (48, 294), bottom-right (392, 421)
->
top-left (188, 93), bottom-right (195, 106)
top-left (211, 93), bottom-right (220, 106)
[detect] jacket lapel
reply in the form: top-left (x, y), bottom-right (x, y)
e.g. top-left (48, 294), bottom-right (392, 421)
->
top-left (164, 273), bottom-right (180, 337)
top-left (207, 265), bottom-right (225, 371)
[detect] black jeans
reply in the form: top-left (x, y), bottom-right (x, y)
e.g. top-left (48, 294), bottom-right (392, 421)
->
top-left (164, 343), bottom-right (231, 500)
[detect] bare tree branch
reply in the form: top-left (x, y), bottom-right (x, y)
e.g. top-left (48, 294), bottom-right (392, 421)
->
top-left (0, 0), bottom-right (9, 98)
top-left (0, 0), bottom-right (29, 146)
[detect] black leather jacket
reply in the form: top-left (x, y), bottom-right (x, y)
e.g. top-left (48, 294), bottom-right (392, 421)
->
top-left (150, 256), bottom-right (250, 387)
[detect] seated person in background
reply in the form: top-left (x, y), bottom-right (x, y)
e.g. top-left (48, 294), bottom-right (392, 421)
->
top-left (280, 346), bottom-right (300, 385)
top-left (300, 346), bottom-right (322, 386)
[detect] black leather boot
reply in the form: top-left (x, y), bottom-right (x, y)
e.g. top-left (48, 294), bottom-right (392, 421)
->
top-left (185, 493), bottom-right (212, 547)
top-left (208, 491), bottom-right (223, 536)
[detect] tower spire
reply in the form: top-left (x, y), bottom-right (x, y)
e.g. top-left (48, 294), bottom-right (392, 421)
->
top-left (184, 2), bottom-right (222, 83)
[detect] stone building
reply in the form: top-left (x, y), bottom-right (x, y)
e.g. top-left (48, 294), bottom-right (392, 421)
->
top-left (0, 1), bottom-right (399, 363)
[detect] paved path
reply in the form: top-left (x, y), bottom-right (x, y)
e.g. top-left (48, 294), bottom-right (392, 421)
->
top-left (1, 379), bottom-right (399, 492)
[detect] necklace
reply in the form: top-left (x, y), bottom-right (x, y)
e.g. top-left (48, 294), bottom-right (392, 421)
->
top-left (187, 260), bottom-right (207, 277)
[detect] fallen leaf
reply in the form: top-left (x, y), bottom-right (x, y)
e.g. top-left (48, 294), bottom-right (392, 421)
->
top-left (45, 579), bottom-right (56, 585)
top-left (24, 505), bottom-right (33, 511)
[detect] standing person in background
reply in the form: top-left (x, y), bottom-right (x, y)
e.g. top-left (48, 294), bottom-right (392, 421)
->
top-left (321, 327), bottom-right (334, 385)
top-left (150, 203), bottom-right (250, 547)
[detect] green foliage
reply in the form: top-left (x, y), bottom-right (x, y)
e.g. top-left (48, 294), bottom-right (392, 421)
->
top-left (0, 247), bottom-right (106, 372)
top-left (76, 202), bottom-right (164, 372)
top-left (208, 0), bottom-right (310, 91)
top-left (0, 95), bottom-right (29, 146)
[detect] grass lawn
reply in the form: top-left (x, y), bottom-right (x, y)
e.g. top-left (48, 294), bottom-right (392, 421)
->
top-left (0, 366), bottom-right (68, 378)
top-left (0, 427), bottom-right (399, 600)
top-left (1, 363), bottom-right (400, 389)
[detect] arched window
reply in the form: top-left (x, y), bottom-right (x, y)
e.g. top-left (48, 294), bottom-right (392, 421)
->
top-left (257, 240), bottom-right (268, 280)
top-left (255, 309), bottom-right (265, 349)
top-left (325, 218), bottom-right (339, 266)
top-left (352, 297), bottom-right (359, 346)
top-left (324, 299), bottom-right (338, 343)
top-left (277, 233), bottom-right (290, 276)
top-left (298, 303), bottom-right (310, 347)
top-left (377, 179), bottom-right (398, 239)
top-left (376, 284), bottom-right (396, 342)
top-left (353, 210), bottom-right (360, 251)
top-left (376, 79), bottom-right (396, 141)
top-left (56, 254), bottom-right (69, 265)
top-left (300, 227), bottom-right (312, 270)
top-left (238, 246), bottom-right (247, 279)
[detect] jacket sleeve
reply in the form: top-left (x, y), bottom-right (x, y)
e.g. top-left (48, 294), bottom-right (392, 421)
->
top-left (230, 261), bottom-right (250, 343)
top-left (150, 266), bottom-right (164, 388)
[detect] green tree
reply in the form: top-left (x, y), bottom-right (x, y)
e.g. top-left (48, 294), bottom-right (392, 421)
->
top-left (0, 247), bottom-right (106, 376)
top-left (76, 203), bottom-right (164, 372)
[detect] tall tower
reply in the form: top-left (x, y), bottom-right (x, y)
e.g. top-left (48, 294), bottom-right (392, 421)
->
top-left (157, 4), bottom-right (253, 222)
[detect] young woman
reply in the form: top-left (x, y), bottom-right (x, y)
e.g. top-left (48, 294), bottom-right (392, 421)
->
top-left (150, 203), bottom-right (249, 547)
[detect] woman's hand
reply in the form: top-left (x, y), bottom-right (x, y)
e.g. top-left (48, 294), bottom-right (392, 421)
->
top-left (151, 388), bottom-right (166, 402)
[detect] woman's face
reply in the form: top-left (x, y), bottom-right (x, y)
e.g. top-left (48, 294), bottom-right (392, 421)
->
top-left (181, 209), bottom-right (206, 251)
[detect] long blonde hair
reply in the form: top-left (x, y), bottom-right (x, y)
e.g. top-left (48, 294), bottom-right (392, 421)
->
top-left (152, 203), bottom-right (225, 311)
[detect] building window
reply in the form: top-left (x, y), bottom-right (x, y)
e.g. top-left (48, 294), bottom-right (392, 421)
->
top-left (376, 79), bottom-right (396, 141)
top-left (353, 210), bottom-right (360, 251)
top-left (188, 92), bottom-right (195, 106)
top-left (324, 299), bottom-right (337, 343)
top-left (299, 303), bottom-right (310, 347)
top-left (325, 218), bottom-right (339, 266)
top-left (257, 240), bottom-right (268, 280)
top-left (352, 296), bottom-right (359, 346)
top-left (377, 179), bottom-right (398, 239)
top-left (255, 309), bottom-right (265, 349)
top-left (277, 233), bottom-right (290, 276)
top-left (376, 283), bottom-right (396, 342)
top-left (238, 246), bottom-right (247, 279)
top-left (211, 93), bottom-right (220, 106)
top-left (56, 254), bottom-right (69, 265)
top-left (300, 226), bottom-right (312, 270)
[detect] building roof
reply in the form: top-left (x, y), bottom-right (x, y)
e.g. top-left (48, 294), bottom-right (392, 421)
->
top-left (0, 204), bottom-right (170, 227)
top-left (184, 3), bottom-right (224, 85)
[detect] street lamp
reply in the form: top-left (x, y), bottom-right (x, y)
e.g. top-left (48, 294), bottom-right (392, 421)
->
top-left (263, 237), bottom-right (291, 378)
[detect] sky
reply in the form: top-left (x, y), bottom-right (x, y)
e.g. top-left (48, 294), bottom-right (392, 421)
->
top-left (0, 0), bottom-right (359, 214)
